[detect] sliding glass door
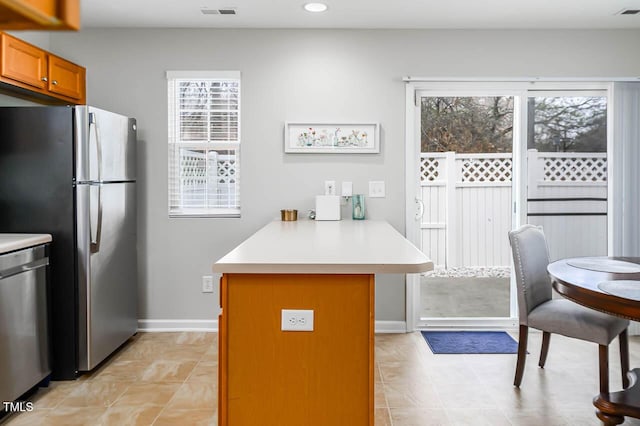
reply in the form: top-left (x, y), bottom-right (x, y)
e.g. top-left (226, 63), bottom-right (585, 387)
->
top-left (417, 95), bottom-right (515, 322)
top-left (406, 83), bottom-right (610, 329)
top-left (525, 93), bottom-right (608, 261)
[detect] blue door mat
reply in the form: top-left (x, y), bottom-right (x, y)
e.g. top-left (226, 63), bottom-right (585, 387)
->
top-left (421, 331), bottom-right (519, 354)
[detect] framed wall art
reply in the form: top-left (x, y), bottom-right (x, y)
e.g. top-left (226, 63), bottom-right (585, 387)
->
top-left (284, 122), bottom-right (380, 153)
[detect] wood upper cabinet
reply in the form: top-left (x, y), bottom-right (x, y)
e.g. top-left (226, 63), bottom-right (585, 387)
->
top-left (0, 32), bottom-right (85, 104)
top-left (0, 0), bottom-right (79, 30)
top-left (0, 31), bottom-right (47, 89)
top-left (48, 53), bottom-right (84, 100)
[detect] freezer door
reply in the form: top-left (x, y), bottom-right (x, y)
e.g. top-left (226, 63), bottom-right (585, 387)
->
top-left (0, 106), bottom-right (77, 380)
top-left (77, 182), bottom-right (137, 371)
top-left (76, 106), bottom-right (137, 183)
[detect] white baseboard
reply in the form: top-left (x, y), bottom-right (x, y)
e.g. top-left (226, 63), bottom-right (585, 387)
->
top-left (138, 319), bottom-right (407, 334)
top-left (137, 319), bottom-right (218, 332)
top-left (374, 321), bottom-right (407, 333)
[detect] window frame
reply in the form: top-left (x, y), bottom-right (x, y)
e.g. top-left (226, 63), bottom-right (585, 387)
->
top-left (166, 70), bottom-right (241, 218)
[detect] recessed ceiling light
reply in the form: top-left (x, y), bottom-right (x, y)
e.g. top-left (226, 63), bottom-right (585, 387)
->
top-left (304, 3), bottom-right (328, 13)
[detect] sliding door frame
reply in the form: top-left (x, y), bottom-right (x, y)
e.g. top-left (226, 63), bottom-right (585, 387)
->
top-left (405, 80), bottom-right (614, 331)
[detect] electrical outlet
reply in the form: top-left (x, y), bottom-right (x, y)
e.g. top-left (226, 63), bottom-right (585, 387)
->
top-left (324, 180), bottom-right (336, 196)
top-left (202, 275), bottom-right (214, 293)
top-left (341, 181), bottom-right (353, 197)
top-left (281, 309), bottom-right (314, 331)
top-left (369, 181), bottom-right (385, 198)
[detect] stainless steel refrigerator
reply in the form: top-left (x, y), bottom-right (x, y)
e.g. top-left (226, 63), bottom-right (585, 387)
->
top-left (0, 106), bottom-right (137, 379)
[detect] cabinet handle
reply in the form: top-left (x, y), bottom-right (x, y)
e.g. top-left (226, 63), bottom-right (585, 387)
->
top-left (52, 80), bottom-right (58, 85)
top-left (41, 77), bottom-right (48, 82)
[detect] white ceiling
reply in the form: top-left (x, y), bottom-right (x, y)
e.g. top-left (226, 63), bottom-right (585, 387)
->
top-left (82, 0), bottom-right (640, 29)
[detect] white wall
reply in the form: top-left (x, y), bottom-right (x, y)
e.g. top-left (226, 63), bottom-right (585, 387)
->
top-left (46, 29), bottom-right (640, 323)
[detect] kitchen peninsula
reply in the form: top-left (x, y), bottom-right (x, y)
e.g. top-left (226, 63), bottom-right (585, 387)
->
top-left (213, 219), bottom-right (433, 426)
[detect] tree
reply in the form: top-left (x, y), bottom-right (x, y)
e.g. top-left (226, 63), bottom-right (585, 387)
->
top-left (421, 95), bottom-right (607, 154)
top-left (529, 97), bottom-right (606, 153)
top-left (421, 97), bottom-right (513, 153)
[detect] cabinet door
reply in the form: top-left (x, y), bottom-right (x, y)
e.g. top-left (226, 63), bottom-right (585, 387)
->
top-left (0, 0), bottom-right (79, 30)
top-left (0, 33), bottom-right (47, 89)
top-left (48, 54), bottom-right (85, 101)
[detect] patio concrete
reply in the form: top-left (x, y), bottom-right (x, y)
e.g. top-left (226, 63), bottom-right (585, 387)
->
top-left (421, 276), bottom-right (510, 318)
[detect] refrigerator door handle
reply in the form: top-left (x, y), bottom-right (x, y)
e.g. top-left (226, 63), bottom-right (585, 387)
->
top-left (89, 112), bottom-right (103, 182)
top-left (90, 184), bottom-right (103, 254)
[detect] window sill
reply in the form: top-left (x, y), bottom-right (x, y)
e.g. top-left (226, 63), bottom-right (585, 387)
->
top-left (169, 209), bottom-right (240, 218)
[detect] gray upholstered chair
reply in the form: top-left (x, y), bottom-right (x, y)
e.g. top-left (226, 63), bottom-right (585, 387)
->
top-left (508, 224), bottom-right (629, 391)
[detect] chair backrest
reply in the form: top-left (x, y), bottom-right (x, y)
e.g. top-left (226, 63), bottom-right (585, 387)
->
top-left (508, 224), bottom-right (552, 325)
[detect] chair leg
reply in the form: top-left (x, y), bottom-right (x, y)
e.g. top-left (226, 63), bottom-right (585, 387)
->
top-left (619, 328), bottom-right (630, 389)
top-left (599, 344), bottom-right (610, 395)
top-left (514, 325), bottom-right (528, 387)
top-left (539, 331), bottom-right (551, 368)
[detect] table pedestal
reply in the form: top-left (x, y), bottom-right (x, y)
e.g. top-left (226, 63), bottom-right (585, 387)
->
top-left (595, 368), bottom-right (640, 425)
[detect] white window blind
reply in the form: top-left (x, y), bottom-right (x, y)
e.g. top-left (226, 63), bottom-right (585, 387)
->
top-left (167, 71), bottom-right (241, 217)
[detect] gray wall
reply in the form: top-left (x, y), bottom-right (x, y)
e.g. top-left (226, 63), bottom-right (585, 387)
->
top-left (7, 31), bottom-right (50, 50)
top-left (44, 29), bottom-right (640, 323)
top-left (0, 94), bottom-right (41, 105)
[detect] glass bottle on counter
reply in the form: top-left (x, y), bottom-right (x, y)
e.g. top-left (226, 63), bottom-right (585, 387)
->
top-left (352, 194), bottom-right (365, 220)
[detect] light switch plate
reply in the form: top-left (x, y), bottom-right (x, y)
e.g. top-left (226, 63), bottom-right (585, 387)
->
top-left (369, 181), bottom-right (385, 198)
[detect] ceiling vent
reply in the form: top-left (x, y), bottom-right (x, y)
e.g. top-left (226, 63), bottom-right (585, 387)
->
top-left (616, 9), bottom-right (640, 15)
top-left (201, 8), bottom-right (237, 15)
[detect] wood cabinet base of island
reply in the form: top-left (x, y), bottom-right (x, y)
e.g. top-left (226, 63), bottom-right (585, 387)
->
top-left (218, 273), bottom-right (375, 426)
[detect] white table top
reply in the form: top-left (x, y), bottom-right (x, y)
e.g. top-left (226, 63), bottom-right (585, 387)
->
top-left (0, 233), bottom-right (52, 255)
top-left (213, 220), bottom-right (433, 274)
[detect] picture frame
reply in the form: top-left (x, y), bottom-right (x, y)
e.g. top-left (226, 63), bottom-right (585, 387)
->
top-left (284, 122), bottom-right (380, 153)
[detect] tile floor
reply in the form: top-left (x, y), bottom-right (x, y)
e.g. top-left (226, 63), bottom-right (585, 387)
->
top-left (3, 331), bottom-right (640, 425)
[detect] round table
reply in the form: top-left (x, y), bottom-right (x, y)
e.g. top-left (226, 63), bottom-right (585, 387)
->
top-left (548, 257), bottom-right (640, 426)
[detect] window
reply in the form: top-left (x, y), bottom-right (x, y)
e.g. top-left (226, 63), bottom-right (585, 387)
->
top-left (167, 71), bottom-right (240, 217)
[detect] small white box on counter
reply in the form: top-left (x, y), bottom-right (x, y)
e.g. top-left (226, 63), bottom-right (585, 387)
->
top-left (315, 195), bottom-right (341, 221)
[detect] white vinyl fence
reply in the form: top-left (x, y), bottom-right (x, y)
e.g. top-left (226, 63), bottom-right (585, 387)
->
top-left (420, 150), bottom-right (607, 268)
top-left (526, 149), bottom-right (607, 262)
top-left (179, 150), bottom-right (238, 208)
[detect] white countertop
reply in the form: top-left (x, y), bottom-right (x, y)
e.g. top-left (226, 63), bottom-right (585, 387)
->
top-left (0, 234), bottom-right (52, 255)
top-left (213, 220), bottom-right (433, 274)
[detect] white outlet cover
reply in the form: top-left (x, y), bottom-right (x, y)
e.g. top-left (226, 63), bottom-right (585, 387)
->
top-left (202, 275), bottom-right (214, 293)
top-left (369, 181), bottom-right (385, 198)
top-left (281, 309), bottom-right (314, 331)
top-left (324, 180), bottom-right (336, 195)
top-left (341, 181), bottom-right (353, 197)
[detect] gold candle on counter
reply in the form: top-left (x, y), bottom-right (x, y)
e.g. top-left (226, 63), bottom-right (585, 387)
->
top-left (280, 209), bottom-right (298, 221)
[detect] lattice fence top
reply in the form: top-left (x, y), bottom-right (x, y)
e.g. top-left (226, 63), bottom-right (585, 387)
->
top-left (180, 153), bottom-right (207, 186)
top-left (458, 157), bottom-right (512, 183)
top-left (420, 154), bottom-right (513, 183)
top-left (542, 156), bottom-right (607, 182)
top-left (420, 157), bottom-right (442, 182)
top-left (217, 156), bottom-right (237, 184)
top-left (180, 151), bottom-right (237, 185)
top-left (421, 152), bottom-right (606, 184)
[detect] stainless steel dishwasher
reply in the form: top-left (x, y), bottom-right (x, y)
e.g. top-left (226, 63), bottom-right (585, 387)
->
top-left (0, 244), bottom-right (50, 405)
